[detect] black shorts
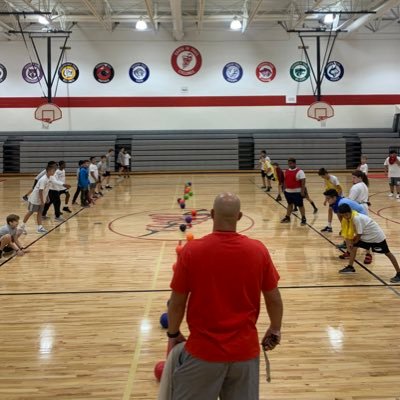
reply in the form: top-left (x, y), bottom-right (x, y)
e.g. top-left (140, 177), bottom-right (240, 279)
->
top-left (59, 189), bottom-right (68, 195)
top-left (260, 170), bottom-right (273, 179)
top-left (32, 179), bottom-right (38, 189)
top-left (354, 239), bottom-right (390, 254)
top-left (284, 191), bottom-right (304, 207)
top-left (103, 171), bottom-right (111, 177)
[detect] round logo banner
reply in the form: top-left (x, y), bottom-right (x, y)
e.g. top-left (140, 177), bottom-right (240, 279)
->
top-left (129, 62), bottom-right (150, 83)
top-left (324, 61), bottom-right (344, 82)
top-left (171, 45), bottom-right (202, 76)
top-left (22, 62), bottom-right (44, 84)
top-left (223, 62), bottom-right (243, 83)
top-left (93, 62), bottom-right (114, 83)
top-left (256, 62), bottom-right (276, 82)
top-left (290, 61), bottom-right (310, 82)
top-left (59, 62), bottom-right (79, 83)
top-left (0, 63), bottom-right (7, 83)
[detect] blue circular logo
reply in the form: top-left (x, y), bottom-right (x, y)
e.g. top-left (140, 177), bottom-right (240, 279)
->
top-left (324, 61), bottom-right (344, 82)
top-left (223, 62), bottom-right (243, 83)
top-left (0, 63), bottom-right (7, 83)
top-left (129, 62), bottom-right (150, 83)
top-left (22, 62), bottom-right (43, 84)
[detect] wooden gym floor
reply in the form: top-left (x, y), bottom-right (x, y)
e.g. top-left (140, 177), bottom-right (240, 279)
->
top-left (0, 172), bottom-right (399, 400)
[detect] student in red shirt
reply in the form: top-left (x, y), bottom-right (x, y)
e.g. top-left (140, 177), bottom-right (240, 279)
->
top-left (167, 192), bottom-right (283, 400)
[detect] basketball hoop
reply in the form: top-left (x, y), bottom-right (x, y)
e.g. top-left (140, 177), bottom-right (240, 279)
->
top-left (34, 103), bottom-right (62, 127)
top-left (307, 101), bottom-right (334, 127)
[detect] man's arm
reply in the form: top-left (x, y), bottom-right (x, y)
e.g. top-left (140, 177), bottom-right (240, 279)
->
top-left (167, 290), bottom-right (188, 350)
top-left (261, 287), bottom-right (283, 350)
top-left (300, 178), bottom-right (306, 196)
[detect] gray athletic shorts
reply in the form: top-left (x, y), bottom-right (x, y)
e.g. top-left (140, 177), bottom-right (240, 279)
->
top-left (389, 177), bottom-right (400, 186)
top-left (28, 202), bottom-right (42, 213)
top-left (172, 347), bottom-right (259, 400)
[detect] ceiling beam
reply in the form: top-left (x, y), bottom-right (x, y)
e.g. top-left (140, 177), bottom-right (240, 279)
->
top-left (143, 0), bottom-right (157, 31)
top-left (196, 0), bottom-right (205, 32)
top-left (169, 0), bottom-right (183, 40)
top-left (79, 0), bottom-right (112, 31)
top-left (292, 0), bottom-right (325, 29)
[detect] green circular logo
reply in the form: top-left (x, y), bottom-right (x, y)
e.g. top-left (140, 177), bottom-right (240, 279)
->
top-left (290, 61), bottom-right (310, 82)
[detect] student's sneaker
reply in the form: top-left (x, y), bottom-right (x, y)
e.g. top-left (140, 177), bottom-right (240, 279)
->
top-left (388, 193), bottom-right (394, 197)
top-left (321, 226), bottom-right (333, 233)
top-left (105, 185), bottom-right (113, 189)
top-left (336, 242), bottom-right (347, 249)
top-left (37, 226), bottom-right (48, 234)
top-left (339, 265), bottom-right (356, 274)
top-left (98, 192), bottom-right (104, 197)
top-left (390, 273), bottom-right (400, 283)
top-left (55, 216), bottom-right (65, 222)
top-left (20, 226), bottom-right (27, 235)
top-left (22, 195), bottom-right (28, 202)
top-left (265, 187), bottom-right (271, 192)
top-left (63, 207), bottom-right (72, 213)
top-left (339, 251), bottom-right (351, 259)
top-left (397, 194), bottom-right (400, 199)
top-left (301, 217), bottom-right (307, 226)
top-left (280, 216), bottom-right (290, 223)
top-left (261, 186), bottom-right (266, 189)
top-left (363, 254), bottom-right (373, 264)
top-left (275, 195), bottom-right (282, 202)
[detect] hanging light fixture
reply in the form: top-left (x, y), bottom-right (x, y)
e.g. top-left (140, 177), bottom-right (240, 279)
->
top-left (230, 16), bottom-right (242, 30)
top-left (136, 17), bottom-right (147, 30)
top-left (323, 13), bottom-right (335, 24)
top-left (38, 15), bottom-right (50, 25)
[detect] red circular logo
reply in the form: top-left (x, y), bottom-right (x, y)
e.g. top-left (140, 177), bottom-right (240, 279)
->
top-left (256, 62), bottom-right (276, 82)
top-left (171, 45), bottom-right (202, 76)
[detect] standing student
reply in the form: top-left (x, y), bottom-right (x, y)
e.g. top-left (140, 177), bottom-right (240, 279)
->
top-left (78, 160), bottom-right (90, 207)
top-left (22, 161), bottom-right (57, 202)
top-left (55, 161), bottom-right (72, 213)
top-left (348, 170), bottom-right (369, 211)
top-left (0, 214), bottom-right (27, 258)
top-left (318, 168), bottom-right (343, 233)
top-left (117, 147), bottom-right (125, 176)
top-left (384, 150), bottom-right (400, 199)
top-left (357, 155), bottom-right (368, 175)
top-left (122, 150), bottom-right (131, 178)
top-left (20, 165), bottom-right (69, 234)
top-left (258, 150), bottom-right (268, 189)
top-left (337, 203), bottom-right (400, 283)
top-left (103, 148), bottom-right (114, 189)
top-left (72, 160), bottom-right (84, 205)
top-left (281, 158), bottom-right (307, 225)
top-left (167, 192), bottom-right (283, 400)
top-left (89, 156), bottom-right (100, 199)
top-left (96, 156), bottom-right (106, 194)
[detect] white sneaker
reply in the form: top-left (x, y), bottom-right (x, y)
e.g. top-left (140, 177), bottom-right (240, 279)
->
top-left (396, 194), bottom-right (400, 199)
top-left (388, 193), bottom-right (394, 197)
top-left (37, 226), bottom-right (48, 234)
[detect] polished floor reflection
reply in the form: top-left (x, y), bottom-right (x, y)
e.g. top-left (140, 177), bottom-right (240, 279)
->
top-left (0, 173), bottom-right (399, 399)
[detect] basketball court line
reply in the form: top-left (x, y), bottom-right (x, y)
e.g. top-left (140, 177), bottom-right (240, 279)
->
top-left (248, 178), bottom-right (400, 298)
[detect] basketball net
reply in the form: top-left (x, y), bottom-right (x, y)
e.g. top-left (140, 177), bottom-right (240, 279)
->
top-left (41, 119), bottom-right (50, 129)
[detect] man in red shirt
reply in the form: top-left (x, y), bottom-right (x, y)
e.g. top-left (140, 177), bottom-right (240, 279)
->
top-left (167, 192), bottom-right (283, 400)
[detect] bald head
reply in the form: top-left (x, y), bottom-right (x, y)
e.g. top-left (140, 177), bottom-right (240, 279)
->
top-left (211, 192), bottom-right (242, 231)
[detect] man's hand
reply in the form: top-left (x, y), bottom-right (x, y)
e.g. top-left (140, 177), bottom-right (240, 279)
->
top-left (167, 332), bottom-right (186, 354)
top-left (262, 328), bottom-right (281, 351)
top-left (64, 184), bottom-right (71, 189)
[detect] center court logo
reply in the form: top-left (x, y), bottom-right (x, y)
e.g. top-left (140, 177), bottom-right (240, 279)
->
top-left (171, 45), bottom-right (202, 76)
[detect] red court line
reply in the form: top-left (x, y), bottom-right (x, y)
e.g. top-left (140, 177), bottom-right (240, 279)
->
top-left (1, 94), bottom-right (400, 108)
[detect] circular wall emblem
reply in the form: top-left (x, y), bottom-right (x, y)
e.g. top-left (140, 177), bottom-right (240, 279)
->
top-left (290, 61), bottom-right (310, 82)
top-left (59, 62), bottom-right (79, 83)
top-left (22, 62), bottom-right (43, 84)
top-left (171, 45), bottom-right (202, 76)
top-left (256, 62), bottom-right (276, 82)
top-left (223, 62), bottom-right (243, 83)
top-left (0, 63), bottom-right (7, 83)
top-left (129, 62), bottom-right (150, 83)
top-left (324, 61), bottom-right (344, 82)
top-left (93, 62), bottom-right (114, 83)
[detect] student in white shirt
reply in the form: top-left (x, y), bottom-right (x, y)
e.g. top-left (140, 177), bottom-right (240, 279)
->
top-left (0, 214), bottom-right (27, 259)
top-left (97, 156), bottom-right (107, 193)
top-left (357, 155), bottom-right (368, 176)
top-left (117, 147), bottom-right (125, 177)
top-left (103, 148), bottom-right (114, 189)
top-left (123, 150), bottom-right (131, 179)
top-left (348, 170), bottom-right (369, 211)
top-left (55, 161), bottom-right (72, 213)
top-left (20, 165), bottom-right (69, 234)
top-left (89, 156), bottom-right (100, 199)
top-left (384, 150), bottom-right (400, 199)
top-left (337, 203), bottom-right (400, 283)
top-left (22, 161), bottom-right (57, 202)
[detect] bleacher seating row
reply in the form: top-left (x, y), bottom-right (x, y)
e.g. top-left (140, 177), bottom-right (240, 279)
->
top-left (0, 130), bottom-right (398, 173)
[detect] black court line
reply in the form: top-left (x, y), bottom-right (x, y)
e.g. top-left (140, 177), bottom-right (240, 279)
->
top-left (248, 177), bottom-right (400, 298)
top-left (0, 208), bottom-right (84, 269)
top-left (0, 283), bottom-right (393, 297)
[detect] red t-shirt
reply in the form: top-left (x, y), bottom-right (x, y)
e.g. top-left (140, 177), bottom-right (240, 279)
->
top-left (170, 231), bottom-right (280, 362)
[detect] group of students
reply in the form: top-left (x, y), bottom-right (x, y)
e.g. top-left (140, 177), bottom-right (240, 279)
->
top-left (0, 148), bottom-right (119, 260)
top-left (259, 149), bottom-right (400, 283)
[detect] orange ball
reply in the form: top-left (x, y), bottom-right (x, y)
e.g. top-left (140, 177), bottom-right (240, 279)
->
top-left (191, 210), bottom-right (197, 217)
top-left (186, 232), bottom-right (194, 241)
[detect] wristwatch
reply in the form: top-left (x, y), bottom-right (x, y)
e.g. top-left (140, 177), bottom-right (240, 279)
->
top-left (167, 331), bottom-right (180, 338)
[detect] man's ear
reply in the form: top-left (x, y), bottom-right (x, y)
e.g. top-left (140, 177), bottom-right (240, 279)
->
top-left (210, 209), bottom-right (214, 219)
top-left (238, 211), bottom-right (243, 221)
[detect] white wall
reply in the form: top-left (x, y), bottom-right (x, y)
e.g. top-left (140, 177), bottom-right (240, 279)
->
top-left (0, 26), bottom-right (399, 131)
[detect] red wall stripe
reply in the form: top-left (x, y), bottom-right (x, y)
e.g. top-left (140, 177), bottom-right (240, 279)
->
top-left (0, 94), bottom-right (399, 108)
